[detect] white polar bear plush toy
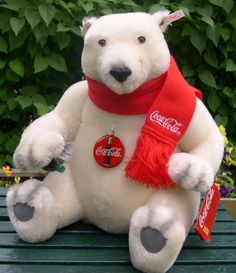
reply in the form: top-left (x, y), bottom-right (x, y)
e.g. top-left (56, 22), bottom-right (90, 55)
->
top-left (7, 11), bottom-right (224, 273)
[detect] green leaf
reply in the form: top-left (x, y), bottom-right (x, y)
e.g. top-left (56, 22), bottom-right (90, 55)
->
top-left (217, 25), bottom-right (231, 42)
top-left (22, 85), bottom-right (38, 96)
top-left (207, 93), bottom-right (221, 112)
top-left (178, 6), bottom-right (190, 16)
top-left (121, 0), bottom-right (138, 7)
top-left (228, 18), bottom-right (236, 29)
top-left (200, 16), bottom-right (214, 27)
top-left (7, 98), bottom-right (17, 110)
top-left (226, 59), bottom-right (236, 72)
top-left (5, 134), bottom-right (18, 153)
top-left (232, 98), bottom-right (236, 108)
top-left (0, 0), bottom-right (27, 11)
top-left (226, 42), bottom-right (235, 52)
top-left (208, 0), bottom-right (224, 7)
top-left (31, 94), bottom-right (47, 104)
top-left (149, 4), bottom-right (162, 14)
top-left (10, 17), bottom-right (25, 36)
top-left (214, 114), bottom-right (228, 126)
top-left (9, 29), bottom-right (29, 51)
top-left (0, 104), bottom-right (7, 115)
top-left (81, 3), bottom-right (94, 13)
top-left (38, 4), bottom-right (56, 26)
top-left (182, 65), bottom-right (194, 77)
top-left (48, 53), bottom-right (67, 72)
top-left (56, 0), bottom-right (73, 16)
top-left (198, 70), bottom-right (217, 88)
top-left (28, 38), bottom-right (39, 57)
top-left (9, 59), bottom-right (25, 77)
top-left (206, 26), bottom-right (218, 47)
top-left (218, 104), bottom-right (230, 116)
top-left (196, 6), bottom-right (213, 17)
top-left (222, 0), bottom-right (234, 14)
top-left (24, 6), bottom-right (41, 29)
top-left (219, 44), bottom-right (228, 58)
top-left (48, 23), bottom-right (57, 36)
top-left (70, 26), bottom-right (81, 36)
top-left (15, 95), bottom-right (32, 109)
top-left (33, 24), bottom-right (48, 43)
top-left (33, 102), bottom-right (49, 116)
top-left (56, 33), bottom-right (70, 50)
top-left (34, 54), bottom-right (49, 73)
top-left (190, 30), bottom-right (206, 55)
top-left (5, 68), bottom-right (19, 82)
top-left (57, 22), bottom-right (70, 32)
top-left (0, 87), bottom-right (7, 100)
top-left (223, 87), bottom-right (234, 98)
top-left (0, 60), bottom-right (6, 70)
top-left (0, 75), bottom-right (5, 86)
top-left (181, 25), bottom-right (192, 37)
top-left (204, 52), bottom-right (218, 68)
top-left (0, 10), bottom-right (11, 33)
top-left (0, 37), bottom-right (8, 53)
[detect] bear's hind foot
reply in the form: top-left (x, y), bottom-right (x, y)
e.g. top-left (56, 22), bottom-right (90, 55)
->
top-left (129, 205), bottom-right (186, 273)
top-left (7, 179), bottom-right (58, 243)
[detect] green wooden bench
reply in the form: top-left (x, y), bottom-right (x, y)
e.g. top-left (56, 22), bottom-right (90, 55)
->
top-left (0, 187), bottom-right (236, 273)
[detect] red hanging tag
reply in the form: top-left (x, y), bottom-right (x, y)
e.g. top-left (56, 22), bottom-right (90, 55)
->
top-left (194, 184), bottom-right (221, 241)
top-left (164, 10), bottom-right (185, 24)
top-left (93, 129), bottom-right (125, 168)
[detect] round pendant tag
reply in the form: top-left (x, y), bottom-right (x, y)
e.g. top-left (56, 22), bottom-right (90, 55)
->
top-left (93, 134), bottom-right (125, 168)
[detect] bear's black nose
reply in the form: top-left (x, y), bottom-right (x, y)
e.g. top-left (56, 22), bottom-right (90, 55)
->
top-left (109, 66), bottom-right (132, 82)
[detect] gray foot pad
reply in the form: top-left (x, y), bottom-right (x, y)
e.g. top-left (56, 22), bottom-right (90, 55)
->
top-left (140, 227), bottom-right (167, 253)
top-left (14, 203), bottom-right (34, 222)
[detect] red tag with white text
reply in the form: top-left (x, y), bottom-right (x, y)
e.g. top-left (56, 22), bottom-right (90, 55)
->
top-left (93, 131), bottom-right (125, 168)
top-left (164, 10), bottom-right (185, 24)
top-left (194, 184), bottom-right (221, 241)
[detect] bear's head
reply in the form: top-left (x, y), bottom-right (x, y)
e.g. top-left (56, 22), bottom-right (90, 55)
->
top-left (81, 11), bottom-right (171, 94)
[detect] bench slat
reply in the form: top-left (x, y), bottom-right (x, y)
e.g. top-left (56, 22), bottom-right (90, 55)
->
top-left (0, 233), bottom-right (236, 248)
top-left (1, 220), bottom-right (236, 235)
top-left (0, 248), bottom-right (131, 263)
top-left (0, 265), bottom-right (138, 273)
top-left (0, 248), bottom-right (236, 263)
top-left (0, 207), bottom-right (234, 221)
top-left (0, 264), bottom-right (235, 273)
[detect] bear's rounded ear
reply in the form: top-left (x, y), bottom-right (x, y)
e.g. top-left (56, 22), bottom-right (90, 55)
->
top-left (152, 10), bottom-right (171, 32)
top-left (81, 17), bottom-right (97, 36)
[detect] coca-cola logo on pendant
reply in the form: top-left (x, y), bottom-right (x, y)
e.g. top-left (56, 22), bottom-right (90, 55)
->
top-left (150, 110), bottom-right (183, 135)
top-left (93, 134), bottom-right (125, 168)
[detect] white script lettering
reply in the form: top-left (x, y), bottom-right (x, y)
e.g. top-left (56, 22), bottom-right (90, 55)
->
top-left (95, 146), bottom-right (122, 157)
top-left (150, 110), bottom-right (183, 135)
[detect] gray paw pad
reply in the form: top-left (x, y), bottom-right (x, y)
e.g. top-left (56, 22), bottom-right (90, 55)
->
top-left (140, 227), bottom-right (167, 253)
top-left (14, 203), bottom-right (34, 222)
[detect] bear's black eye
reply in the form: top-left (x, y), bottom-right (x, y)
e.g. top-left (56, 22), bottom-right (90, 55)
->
top-left (98, 39), bottom-right (106, 47)
top-left (138, 36), bottom-right (146, 44)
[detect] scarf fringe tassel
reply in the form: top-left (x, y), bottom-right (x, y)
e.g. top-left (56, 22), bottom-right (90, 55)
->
top-left (125, 132), bottom-right (175, 188)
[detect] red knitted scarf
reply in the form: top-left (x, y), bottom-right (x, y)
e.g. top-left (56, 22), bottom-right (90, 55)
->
top-left (87, 57), bottom-right (202, 188)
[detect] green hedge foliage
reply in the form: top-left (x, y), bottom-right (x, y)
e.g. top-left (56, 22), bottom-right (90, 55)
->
top-left (0, 0), bottom-right (235, 164)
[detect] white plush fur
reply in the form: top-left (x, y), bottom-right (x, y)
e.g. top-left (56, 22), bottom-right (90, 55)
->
top-left (7, 11), bottom-right (224, 273)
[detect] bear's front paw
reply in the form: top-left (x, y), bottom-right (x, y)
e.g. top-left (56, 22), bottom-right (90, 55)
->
top-left (14, 131), bottom-right (65, 170)
top-left (167, 153), bottom-right (214, 192)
